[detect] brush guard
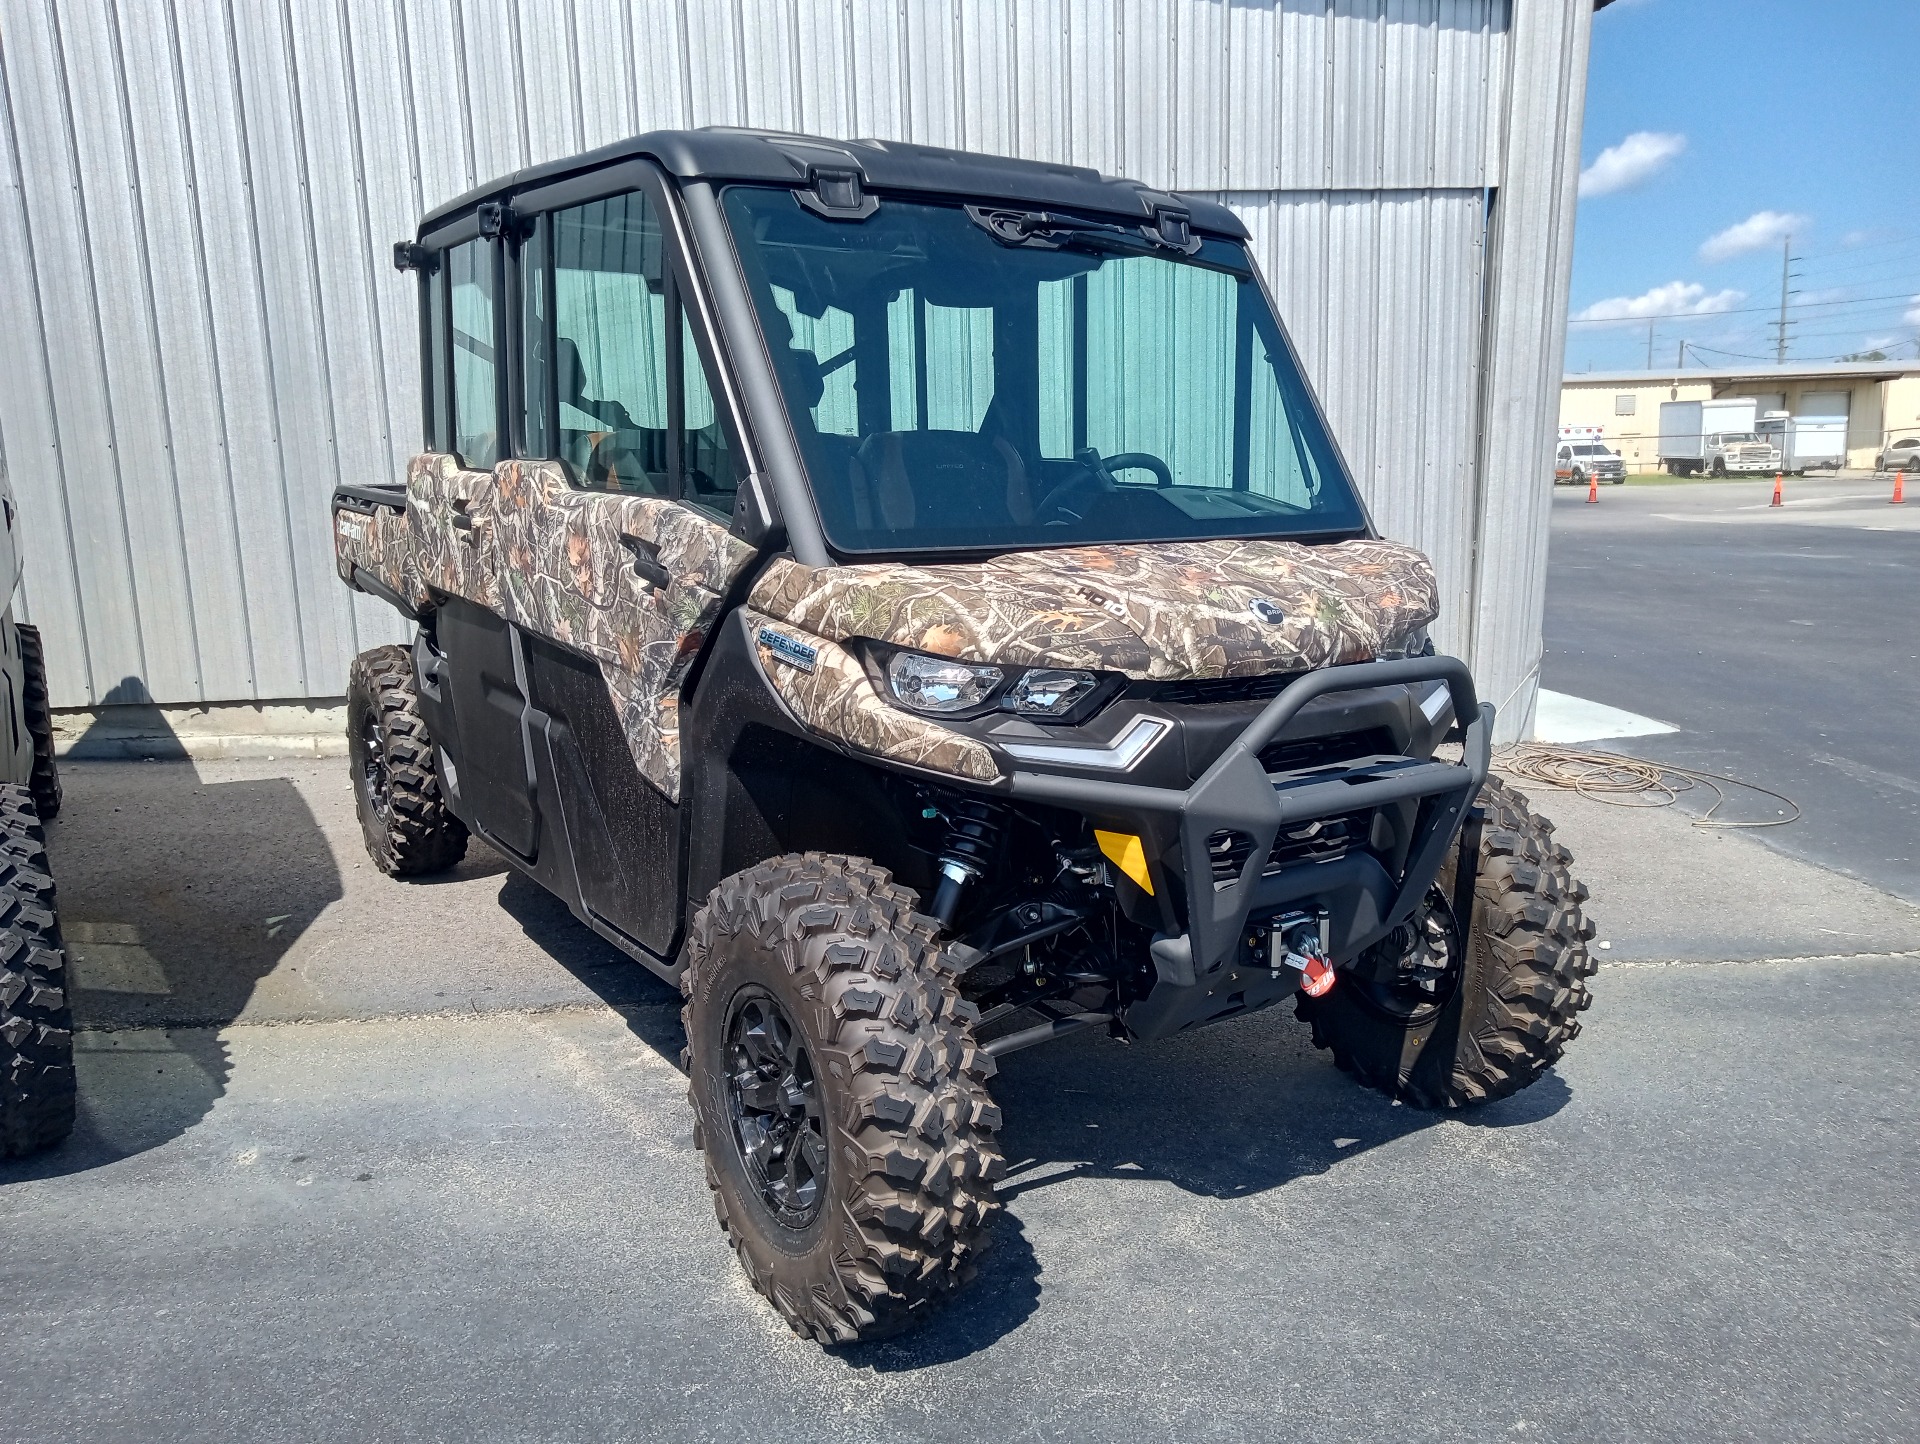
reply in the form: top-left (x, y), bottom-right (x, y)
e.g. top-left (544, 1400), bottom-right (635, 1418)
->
top-left (1006, 656), bottom-right (1493, 1036)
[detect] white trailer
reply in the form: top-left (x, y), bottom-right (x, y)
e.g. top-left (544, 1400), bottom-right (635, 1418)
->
top-left (1755, 411), bottom-right (1846, 473)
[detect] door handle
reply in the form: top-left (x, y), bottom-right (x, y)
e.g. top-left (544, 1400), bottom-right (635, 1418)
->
top-left (619, 535), bottom-right (671, 590)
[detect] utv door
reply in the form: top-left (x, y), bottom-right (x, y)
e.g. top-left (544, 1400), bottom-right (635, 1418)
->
top-left (418, 166), bottom-right (754, 957)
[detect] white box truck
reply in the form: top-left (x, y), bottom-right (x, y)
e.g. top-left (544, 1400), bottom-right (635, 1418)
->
top-left (1755, 411), bottom-right (1846, 473)
top-left (1658, 398), bottom-right (1780, 476)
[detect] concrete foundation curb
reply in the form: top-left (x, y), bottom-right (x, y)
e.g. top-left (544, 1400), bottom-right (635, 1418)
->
top-left (54, 699), bottom-right (347, 760)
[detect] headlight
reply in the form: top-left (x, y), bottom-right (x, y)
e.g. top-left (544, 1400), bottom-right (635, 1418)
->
top-left (1007, 669), bottom-right (1098, 716)
top-left (874, 646), bottom-right (1109, 721)
top-left (1376, 625), bottom-right (1432, 661)
top-left (886, 651), bottom-right (1002, 713)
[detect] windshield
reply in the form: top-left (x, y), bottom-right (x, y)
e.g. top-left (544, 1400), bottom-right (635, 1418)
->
top-left (1570, 444), bottom-right (1609, 455)
top-left (1717, 432), bottom-right (1760, 443)
top-left (721, 188), bottom-right (1368, 554)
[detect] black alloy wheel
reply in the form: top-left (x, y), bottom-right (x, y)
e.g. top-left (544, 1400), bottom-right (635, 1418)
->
top-left (356, 706), bottom-right (392, 826)
top-left (1346, 887), bottom-right (1463, 1028)
top-left (725, 987), bottom-right (829, 1230)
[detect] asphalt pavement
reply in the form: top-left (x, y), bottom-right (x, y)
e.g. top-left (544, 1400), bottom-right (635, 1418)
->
top-left (3, 757), bottom-right (1916, 1442)
top-left (1542, 472), bottom-right (1920, 901)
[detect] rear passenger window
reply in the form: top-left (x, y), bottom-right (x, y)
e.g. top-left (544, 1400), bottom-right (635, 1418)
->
top-left (449, 238), bottom-right (499, 468)
top-left (552, 193), bottom-right (670, 494)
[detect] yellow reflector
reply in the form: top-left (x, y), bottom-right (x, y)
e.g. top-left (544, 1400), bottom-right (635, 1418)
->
top-left (1094, 829), bottom-right (1154, 896)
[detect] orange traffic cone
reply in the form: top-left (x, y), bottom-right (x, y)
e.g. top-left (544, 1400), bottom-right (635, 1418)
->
top-left (1893, 470), bottom-right (1906, 505)
top-left (1586, 474), bottom-right (1599, 503)
top-left (1770, 473), bottom-right (1783, 507)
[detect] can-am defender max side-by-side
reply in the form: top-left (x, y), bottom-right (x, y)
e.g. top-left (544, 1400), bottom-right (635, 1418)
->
top-left (334, 129), bottom-right (1596, 1343)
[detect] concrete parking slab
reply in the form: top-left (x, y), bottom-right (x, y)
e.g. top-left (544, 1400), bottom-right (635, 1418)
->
top-left (5, 755), bottom-right (1917, 1441)
top-left (4, 955), bottom-right (1915, 1444)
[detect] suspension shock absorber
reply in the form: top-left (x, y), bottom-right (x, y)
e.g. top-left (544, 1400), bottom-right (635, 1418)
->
top-left (930, 798), bottom-right (1007, 926)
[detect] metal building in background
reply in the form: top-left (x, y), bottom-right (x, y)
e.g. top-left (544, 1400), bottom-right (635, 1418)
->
top-left (0, 0), bottom-right (1591, 745)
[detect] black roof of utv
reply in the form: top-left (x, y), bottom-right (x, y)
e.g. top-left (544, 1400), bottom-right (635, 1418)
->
top-left (418, 126), bottom-right (1248, 240)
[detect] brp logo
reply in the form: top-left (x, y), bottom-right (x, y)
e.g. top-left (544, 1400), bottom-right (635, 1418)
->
top-left (1248, 598), bottom-right (1286, 625)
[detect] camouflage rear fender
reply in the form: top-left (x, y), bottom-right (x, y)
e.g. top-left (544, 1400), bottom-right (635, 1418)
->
top-left (747, 537), bottom-right (1439, 680)
top-left (744, 609), bottom-right (1001, 784)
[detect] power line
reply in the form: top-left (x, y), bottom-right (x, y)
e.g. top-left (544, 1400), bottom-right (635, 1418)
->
top-left (1568, 287), bottom-right (1920, 324)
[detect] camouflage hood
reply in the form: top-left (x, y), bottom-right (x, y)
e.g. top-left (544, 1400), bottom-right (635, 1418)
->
top-left (747, 537), bottom-right (1438, 680)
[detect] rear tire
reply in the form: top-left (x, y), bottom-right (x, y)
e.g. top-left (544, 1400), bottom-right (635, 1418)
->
top-left (0, 784), bottom-right (73, 1158)
top-left (682, 853), bottom-right (1003, 1344)
top-left (16, 624), bottom-right (60, 820)
top-left (346, 645), bottom-right (467, 876)
top-left (1296, 776), bottom-right (1597, 1108)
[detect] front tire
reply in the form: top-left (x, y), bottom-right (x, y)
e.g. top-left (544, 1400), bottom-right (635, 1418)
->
top-left (682, 853), bottom-right (1003, 1344)
top-left (346, 645), bottom-right (467, 876)
top-left (0, 784), bottom-right (73, 1157)
top-left (1296, 776), bottom-right (1597, 1108)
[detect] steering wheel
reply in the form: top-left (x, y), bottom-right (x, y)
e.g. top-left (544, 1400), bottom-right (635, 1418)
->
top-left (1096, 451), bottom-right (1175, 488)
top-left (1036, 447), bottom-right (1175, 523)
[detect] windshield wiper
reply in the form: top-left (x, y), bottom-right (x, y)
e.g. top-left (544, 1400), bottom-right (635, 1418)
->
top-left (965, 204), bottom-right (1250, 276)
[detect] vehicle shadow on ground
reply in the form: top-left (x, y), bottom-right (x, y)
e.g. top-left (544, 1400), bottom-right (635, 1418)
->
top-left (2, 684), bottom-right (350, 1182)
top-left (493, 868), bottom-right (1570, 1370)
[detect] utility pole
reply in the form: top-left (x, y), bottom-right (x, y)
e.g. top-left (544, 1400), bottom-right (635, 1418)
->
top-left (1676, 339), bottom-right (1686, 369)
top-left (1646, 321), bottom-right (1655, 370)
top-left (1772, 236), bottom-right (1801, 364)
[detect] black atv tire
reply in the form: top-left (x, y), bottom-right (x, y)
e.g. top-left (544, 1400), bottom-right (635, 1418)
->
top-left (346, 645), bottom-right (467, 877)
top-left (0, 784), bottom-right (74, 1157)
top-left (1296, 776), bottom-right (1596, 1109)
top-left (17, 623), bottom-right (60, 820)
top-left (681, 853), bottom-right (1003, 1344)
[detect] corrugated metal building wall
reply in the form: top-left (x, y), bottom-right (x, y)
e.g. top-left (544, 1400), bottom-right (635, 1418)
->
top-left (0, 0), bottom-right (1590, 743)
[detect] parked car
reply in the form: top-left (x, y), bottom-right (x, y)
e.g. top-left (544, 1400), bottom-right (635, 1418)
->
top-left (334, 127), bottom-right (1596, 1344)
top-left (1876, 435), bottom-right (1920, 473)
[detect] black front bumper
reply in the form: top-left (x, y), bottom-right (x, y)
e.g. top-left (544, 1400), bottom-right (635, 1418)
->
top-left (1004, 656), bottom-right (1493, 1038)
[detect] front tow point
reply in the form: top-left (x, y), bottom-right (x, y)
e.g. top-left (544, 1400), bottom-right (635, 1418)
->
top-left (1277, 912), bottom-right (1337, 997)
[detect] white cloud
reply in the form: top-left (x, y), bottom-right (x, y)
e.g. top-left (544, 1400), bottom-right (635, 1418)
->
top-left (1572, 281), bottom-right (1745, 324)
top-left (1578, 132), bottom-right (1686, 197)
top-left (1905, 297), bottom-right (1920, 327)
top-left (1699, 210), bottom-right (1809, 263)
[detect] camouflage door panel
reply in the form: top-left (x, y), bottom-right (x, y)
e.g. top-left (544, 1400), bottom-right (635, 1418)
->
top-left (333, 501), bottom-right (428, 611)
top-left (488, 460), bottom-right (755, 800)
top-left (742, 608), bottom-right (1000, 784)
top-left (406, 453), bottom-right (500, 609)
top-left (749, 537), bottom-right (1439, 680)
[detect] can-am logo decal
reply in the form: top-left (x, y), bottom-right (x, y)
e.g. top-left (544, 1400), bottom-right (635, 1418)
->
top-left (1248, 598), bottom-right (1286, 625)
top-left (758, 627), bottom-right (818, 673)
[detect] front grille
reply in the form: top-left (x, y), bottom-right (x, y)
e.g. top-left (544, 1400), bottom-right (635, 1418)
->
top-left (1257, 727), bottom-right (1396, 775)
top-left (1156, 672), bottom-right (1303, 706)
top-left (1207, 808), bottom-right (1373, 885)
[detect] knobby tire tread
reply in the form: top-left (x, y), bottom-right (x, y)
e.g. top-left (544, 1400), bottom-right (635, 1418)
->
top-left (348, 645), bottom-right (467, 876)
top-left (1298, 775), bottom-right (1598, 1108)
top-left (682, 852), bottom-right (1003, 1344)
top-left (16, 624), bottom-right (60, 820)
top-left (0, 784), bottom-right (73, 1156)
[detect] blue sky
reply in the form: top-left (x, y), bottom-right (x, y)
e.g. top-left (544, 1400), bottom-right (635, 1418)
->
top-left (1566, 0), bottom-right (1920, 374)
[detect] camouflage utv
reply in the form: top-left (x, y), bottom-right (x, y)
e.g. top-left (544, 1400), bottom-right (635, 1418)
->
top-left (335, 129), bottom-right (1596, 1343)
